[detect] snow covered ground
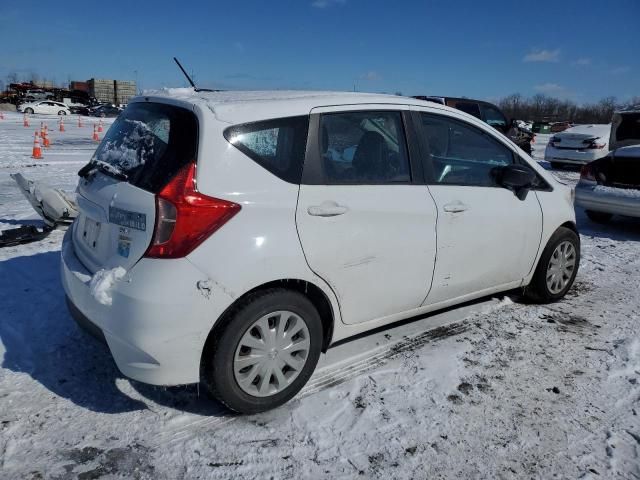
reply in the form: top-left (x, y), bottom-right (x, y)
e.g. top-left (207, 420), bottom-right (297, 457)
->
top-left (0, 111), bottom-right (639, 479)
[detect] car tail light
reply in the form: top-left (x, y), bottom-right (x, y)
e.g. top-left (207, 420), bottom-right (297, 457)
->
top-left (548, 136), bottom-right (558, 146)
top-left (583, 137), bottom-right (606, 149)
top-left (145, 163), bottom-right (241, 259)
top-left (580, 164), bottom-right (596, 181)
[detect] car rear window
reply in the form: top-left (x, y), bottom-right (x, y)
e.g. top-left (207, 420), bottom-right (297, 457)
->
top-left (223, 116), bottom-right (309, 184)
top-left (91, 102), bottom-right (198, 193)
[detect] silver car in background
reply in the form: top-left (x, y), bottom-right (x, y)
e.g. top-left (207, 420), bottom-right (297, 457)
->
top-left (575, 110), bottom-right (640, 223)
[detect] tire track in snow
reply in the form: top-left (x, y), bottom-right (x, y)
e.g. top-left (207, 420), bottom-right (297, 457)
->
top-left (153, 321), bottom-right (470, 447)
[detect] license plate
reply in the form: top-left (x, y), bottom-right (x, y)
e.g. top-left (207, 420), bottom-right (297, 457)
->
top-left (82, 218), bottom-right (101, 249)
top-left (109, 206), bottom-right (147, 231)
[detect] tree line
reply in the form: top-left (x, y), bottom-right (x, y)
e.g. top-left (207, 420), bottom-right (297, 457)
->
top-left (497, 94), bottom-right (640, 124)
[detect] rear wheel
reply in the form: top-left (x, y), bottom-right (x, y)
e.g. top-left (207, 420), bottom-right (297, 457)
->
top-left (550, 161), bottom-right (563, 169)
top-left (202, 289), bottom-right (322, 414)
top-left (58, 110), bottom-right (67, 115)
top-left (585, 210), bottom-right (613, 224)
top-left (525, 227), bottom-right (580, 303)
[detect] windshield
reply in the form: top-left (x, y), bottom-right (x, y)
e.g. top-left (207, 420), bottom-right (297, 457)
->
top-left (88, 102), bottom-right (198, 193)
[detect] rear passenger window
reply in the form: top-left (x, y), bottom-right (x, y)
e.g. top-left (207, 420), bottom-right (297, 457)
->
top-left (224, 116), bottom-right (309, 184)
top-left (420, 113), bottom-right (513, 187)
top-left (320, 111), bottom-right (411, 184)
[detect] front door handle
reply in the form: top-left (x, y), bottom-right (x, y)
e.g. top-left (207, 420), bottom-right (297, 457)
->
top-left (443, 201), bottom-right (469, 213)
top-left (308, 201), bottom-right (348, 217)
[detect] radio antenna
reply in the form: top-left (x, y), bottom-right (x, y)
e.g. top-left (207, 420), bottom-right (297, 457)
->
top-left (173, 57), bottom-right (216, 92)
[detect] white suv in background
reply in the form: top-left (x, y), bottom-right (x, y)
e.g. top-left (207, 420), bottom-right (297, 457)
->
top-left (61, 90), bottom-right (579, 413)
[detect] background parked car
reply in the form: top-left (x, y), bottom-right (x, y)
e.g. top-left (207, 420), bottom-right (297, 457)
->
top-left (575, 146), bottom-right (640, 222)
top-left (544, 124), bottom-right (610, 168)
top-left (68, 105), bottom-right (91, 116)
top-left (90, 104), bottom-right (122, 117)
top-left (550, 122), bottom-right (572, 133)
top-left (575, 109), bottom-right (640, 222)
top-left (414, 96), bottom-right (535, 154)
top-left (17, 100), bottom-right (71, 115)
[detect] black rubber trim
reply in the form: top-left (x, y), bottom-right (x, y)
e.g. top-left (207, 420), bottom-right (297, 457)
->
top-left (65, 295), bottom-right (107, 345)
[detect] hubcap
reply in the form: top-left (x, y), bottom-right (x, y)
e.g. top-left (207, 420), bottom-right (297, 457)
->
top-left (546, 241), bottom-right (576, 294)
top-left (233, 310), bottom-right (310, 397)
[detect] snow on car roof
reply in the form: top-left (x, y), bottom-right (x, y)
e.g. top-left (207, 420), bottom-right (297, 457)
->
top-left (136, 88), bottom-right (438, 123)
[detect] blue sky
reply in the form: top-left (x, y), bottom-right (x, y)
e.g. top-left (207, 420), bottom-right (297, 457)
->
top-left (1, 0), bottom-right (638, 103)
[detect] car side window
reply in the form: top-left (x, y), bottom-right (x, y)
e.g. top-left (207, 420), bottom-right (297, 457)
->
top-left (420, 113), bottom-right (513, 187)
top-left (480, 105), bottom-right (508, 130)
top-left (453, 102), bottom-right (481, 119)
top-left (224, 115), bottom-right (309, 184)
top-left (320, 111), bottom-right (411, 184)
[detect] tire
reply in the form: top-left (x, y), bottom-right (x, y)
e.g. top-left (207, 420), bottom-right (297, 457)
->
top-left (585, 210), bottom-right (613, 224)
top-left (525, 226), bottom-right (580, 303)
top-left (202, 288), bottom-right (323, 414)
top-left (550, 161), bottom-right (563, 169)
top-left (24, 108), bottom-right (34, 114)
top-left (58, 110), bottom-right (67, 115)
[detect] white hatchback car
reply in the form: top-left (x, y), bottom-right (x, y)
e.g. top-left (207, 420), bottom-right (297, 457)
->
top-left (61, 90), bottom-right (580, 413)
top-left (18, 100), bottom-right (71, 115)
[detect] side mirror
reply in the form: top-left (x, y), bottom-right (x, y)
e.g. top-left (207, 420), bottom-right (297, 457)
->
top-left (495, 164), bottom-right (536, 200)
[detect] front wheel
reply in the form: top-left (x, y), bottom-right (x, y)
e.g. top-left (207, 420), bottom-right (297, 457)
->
top-left (202, 289), bottom-right (323, 414)
top-left (24, 108), bottom-right (34, 114)
top-left (550, 161), bottom-right (563, 169)
top-left (586, 210), bottom-right (613, 224)
top-left (525, 227), bottom-right (580, 303)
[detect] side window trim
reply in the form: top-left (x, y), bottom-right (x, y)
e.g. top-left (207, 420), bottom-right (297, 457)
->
top-left (414, 110), bottom-right (516, 187)
top-left (302, 109), bottom-right (422, 186)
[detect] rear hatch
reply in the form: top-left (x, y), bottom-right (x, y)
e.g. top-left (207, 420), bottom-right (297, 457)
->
top-left (73, 101), bottom-right (198, 273)
top-left (610, 111), bottom-right (640, 150)
top-left (550, 125), bottom-right (609, 150)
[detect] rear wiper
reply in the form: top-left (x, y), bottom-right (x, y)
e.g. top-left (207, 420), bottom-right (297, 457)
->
top-left (78, 160), bottom-right (128, 181)
top-left (78, 161), bottom-right (97, 179)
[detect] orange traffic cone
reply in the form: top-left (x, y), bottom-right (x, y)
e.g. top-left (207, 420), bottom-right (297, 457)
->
top-left (78, 116), bottom-right (83, 128)
top-left (98, 119), bottom-right (103, 133)
top-left (59, 117), bottom-right (65, 132)
top-left (32, 131), bottom-right (43, 159)
top-left (43, 125), bottom-right (50, 148)
top-left (92, 125), bottom-right (99, 141)
top-left (23, 114), bottom-right (30, 127)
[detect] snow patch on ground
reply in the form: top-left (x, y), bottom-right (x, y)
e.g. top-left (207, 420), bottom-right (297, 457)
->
top-left (89, 267), bottom-right (126, 306)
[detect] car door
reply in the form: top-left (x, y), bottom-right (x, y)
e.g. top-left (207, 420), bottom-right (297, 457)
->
top-left (295, 107), bottom-right (438, 325)
top-left (33, 102), bottom-right (47, 114)
top-left (413, 109), bottom-right (543, 305)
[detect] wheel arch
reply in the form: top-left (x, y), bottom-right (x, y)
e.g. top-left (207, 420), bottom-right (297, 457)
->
top-left (560, 220), bottom-right (578, 236)
top-left (199, 278), bottom-right (336, 379)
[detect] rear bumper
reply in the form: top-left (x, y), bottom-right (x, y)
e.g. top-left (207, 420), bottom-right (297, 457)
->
top-left (545, 146), bottom-right (604, 165)
top-left (60, 228), bottom-right (226, 386)
top-left (575, 182), bottom-right (640, 217)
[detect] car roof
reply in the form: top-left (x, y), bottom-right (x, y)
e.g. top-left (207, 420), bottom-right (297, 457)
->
top-left (134, 88), bottom-right (456, 124)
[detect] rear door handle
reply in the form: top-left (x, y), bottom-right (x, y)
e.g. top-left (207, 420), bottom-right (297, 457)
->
top-left (443, 202), bottom-right (469, 213)
top-left (308, 201), bottom-right (348, 217)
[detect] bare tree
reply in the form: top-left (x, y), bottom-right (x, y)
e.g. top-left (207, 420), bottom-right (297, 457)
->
top-left (498, 93), bottom-right (636, 124)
